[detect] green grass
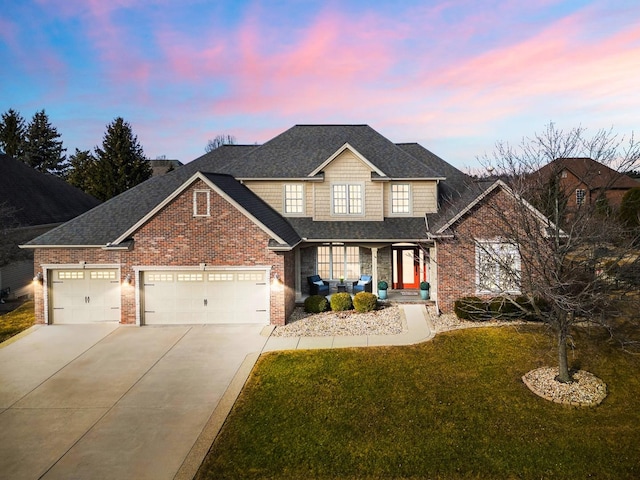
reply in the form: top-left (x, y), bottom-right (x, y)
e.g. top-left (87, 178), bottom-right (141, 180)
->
top-left (198, 325), bottom-right (640, 479)
top-left (0, 301), bottom-right (35, 344)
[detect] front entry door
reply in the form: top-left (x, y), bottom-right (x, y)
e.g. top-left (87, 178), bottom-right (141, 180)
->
top-left (392, 247), bottom-right (420, 289)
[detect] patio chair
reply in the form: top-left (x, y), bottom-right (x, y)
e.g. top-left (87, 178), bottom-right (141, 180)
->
top-left (307, 275), bottom-right (330, 296)
top-left (352, 275), bottom-right (373, 293)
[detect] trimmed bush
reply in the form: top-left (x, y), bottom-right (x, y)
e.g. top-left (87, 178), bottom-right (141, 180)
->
top-left (304, 295), bottom-right (329, 313)
top-left (353, 292), bottom-right (377, 313)
top-left (331, 292), bottom-right (353, 311)
top-left (377, 280), bottom-right (388, 290)
top-left (454, 296), bottom-right (488, 321)
top-left (488, 296), bottom-right (522, 319)
top-left (515, 295), bottom-right (550, 322)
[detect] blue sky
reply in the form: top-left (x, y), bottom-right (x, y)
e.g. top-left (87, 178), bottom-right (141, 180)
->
top-left (2, 0), bottom-right (639, 170)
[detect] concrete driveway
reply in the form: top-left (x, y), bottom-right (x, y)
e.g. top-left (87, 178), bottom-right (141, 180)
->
top-left (0, 323), bottom-right (269, 480)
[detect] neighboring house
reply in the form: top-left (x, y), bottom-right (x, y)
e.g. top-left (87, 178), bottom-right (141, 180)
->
top-left (23, 125), bottom-right (549, 326)
top-left (148, 159), bottom-right (183, 177)
top-left (531, 157), bottom-right (638, 210)
top-left (1, 154), bottom-right (101, 299)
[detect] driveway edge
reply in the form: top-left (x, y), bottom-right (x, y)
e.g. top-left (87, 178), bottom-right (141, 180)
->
top-left (174, 351), bottom-right (261, 480)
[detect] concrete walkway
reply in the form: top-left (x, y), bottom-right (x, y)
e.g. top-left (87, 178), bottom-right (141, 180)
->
top-left (0, 304), bottom-right (433, 480)
top-left (262, 303), bottom-right (435, 351)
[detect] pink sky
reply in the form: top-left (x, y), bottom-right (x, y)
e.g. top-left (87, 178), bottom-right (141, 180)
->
top-left (2, 0), bottom-right (639, 169)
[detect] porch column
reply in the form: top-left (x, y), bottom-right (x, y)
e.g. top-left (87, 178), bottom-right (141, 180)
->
top-left (371, 247), bottom-right (378, 292)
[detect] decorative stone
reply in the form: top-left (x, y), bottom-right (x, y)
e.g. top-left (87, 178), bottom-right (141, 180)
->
top-left (522, 367), bottom-right (607, 407)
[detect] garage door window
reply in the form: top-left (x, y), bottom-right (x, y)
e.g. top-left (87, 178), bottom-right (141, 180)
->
top-left (177, 273), bottom-right (203, 282)
top-left (58, 271), bottom-right (84, 280)
top-left (90, 271), bottom-right (116, 280)
top-left (209, 273), bottom-right (233, 281)
top-left (147, 273), bottom-right (174, 282)
top-left (238, 273), bottom-right (264, 282)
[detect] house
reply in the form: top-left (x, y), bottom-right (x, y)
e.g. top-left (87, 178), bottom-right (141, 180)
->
top-left (23, 125), bottom-right (546, 326)
top-left (147, 158), bottom-right (183, 177)
top-left (531, 157), bottom-right (639, 210)
top-left (1, 154), bottom-right (101, 300)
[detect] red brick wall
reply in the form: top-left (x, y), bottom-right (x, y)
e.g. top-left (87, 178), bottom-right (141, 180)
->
top-left (437, 188), bottom-right (529, 313)
top-left (33, 179), bottom-right (290, 325)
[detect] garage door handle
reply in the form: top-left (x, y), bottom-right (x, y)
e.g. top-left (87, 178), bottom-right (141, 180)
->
top-left (204, 299), bottom-right (208, 307)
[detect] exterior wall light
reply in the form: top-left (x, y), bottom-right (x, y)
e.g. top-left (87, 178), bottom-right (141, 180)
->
top-left (33, 272), bottom-right (43, 284)
top-left (124, 274), bottom-right (132, 286)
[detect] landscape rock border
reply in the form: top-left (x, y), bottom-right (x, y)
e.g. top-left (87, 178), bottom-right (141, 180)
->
top-left (522, 367), bottom-right (608, 407)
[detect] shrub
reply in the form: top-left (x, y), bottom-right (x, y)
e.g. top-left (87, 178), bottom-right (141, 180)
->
top-left (304, 295), bottom-right (329, 313)
top-left (419, 281), bottom-right (430, 290)
top-left (377, 280), bottom-right (388, 290)
top-left (512, 295), bottom-right (550, 322)
top-left (353, 292), bottom-right (377, 312)
top-left (488, 296), bottom-right (522, 319)
top-left (454, 296), bottom-right (488, 321)
top-left (331, 292), bottom-right (353, 311)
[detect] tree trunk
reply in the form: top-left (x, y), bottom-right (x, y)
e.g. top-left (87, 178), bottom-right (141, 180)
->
top-left (556, 323), bottom-right (573, 383)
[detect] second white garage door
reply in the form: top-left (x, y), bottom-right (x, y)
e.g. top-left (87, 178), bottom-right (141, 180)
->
top-left (142, 270), bottom-right (269, 325)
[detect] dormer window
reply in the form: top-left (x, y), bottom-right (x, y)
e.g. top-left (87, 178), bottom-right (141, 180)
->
top-left (332, 183), bottom-right (363, 215)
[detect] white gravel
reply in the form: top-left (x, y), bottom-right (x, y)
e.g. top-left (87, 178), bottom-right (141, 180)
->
top-left (272, 305), bottom-right (405, 337)
top-left (522, 367), bottom-right (608, 406)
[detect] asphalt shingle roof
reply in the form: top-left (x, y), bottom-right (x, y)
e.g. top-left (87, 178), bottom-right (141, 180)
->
top-left (217, 125), bottom-right (446, 179)
top-left (24, 125), bottom-right (475, 247)
top-left (1, 154), bottom-right (101, 227)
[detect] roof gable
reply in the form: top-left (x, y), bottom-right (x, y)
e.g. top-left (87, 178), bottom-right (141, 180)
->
top-left (218, 125), bottom-right (444, 179)
top-left (110, 172), bottom-right (301, 248)
top-left (538, 157), bottom-right (638, 190)
top-left (308, 143), bottom-right (386, 177)
top-left (433, 180), bottom-right (558, 236)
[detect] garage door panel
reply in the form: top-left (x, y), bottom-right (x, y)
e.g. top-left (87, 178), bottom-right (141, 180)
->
top-left (50, 269), bottom-right (121, 324)
top-left (143, 270), bottom-right (269, 325)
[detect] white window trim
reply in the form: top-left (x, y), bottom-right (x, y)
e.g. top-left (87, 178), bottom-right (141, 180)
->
top-left (193, 190), bottom-right (211, 217)
top-left (331, 182), bottom-right (365, 216)
top-left (283, 183), bottom-right (305, 216)
top-left (390, 183), bottom-right (412, 216)
top-left (317, 245), bottom-right (360, 280)
top-left (475, 240), bottom-right (521, 294)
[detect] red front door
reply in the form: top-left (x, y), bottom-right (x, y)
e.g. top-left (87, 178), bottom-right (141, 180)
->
top-left (392, 247), bottom-right (420, 289)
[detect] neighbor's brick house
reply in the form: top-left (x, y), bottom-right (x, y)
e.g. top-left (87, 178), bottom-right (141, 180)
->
top-left (23, 125), bottom-right (551, 326)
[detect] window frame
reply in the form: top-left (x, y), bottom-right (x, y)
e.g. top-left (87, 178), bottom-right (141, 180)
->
top-left (193, 190), bottom-right (211, 217)
top-left (317, 245), bottom-right (360, 280)
top-left (576, 188), bottom-right (586, 206)
top-left (331, 183), bottom-right (364, 216)
top-left (390, 183), bottom-right (411, 215)
top-left (475, 240), bottom-right (521, 294)
top-left (283, 184), bottom-right (305, 215)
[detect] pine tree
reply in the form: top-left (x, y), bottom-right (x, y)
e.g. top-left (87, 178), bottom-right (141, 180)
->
top-left (91, 117), bottom-right (152, 201)
top-left (66, 148), bottom-right (97, 194)
top-left (22, 109), bottom-right (67, 176)
top-left (0, 108), bottom-right (26, 158)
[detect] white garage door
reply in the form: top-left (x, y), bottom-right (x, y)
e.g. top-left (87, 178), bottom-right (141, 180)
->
top-left (142, 270), bottom-right (269, 325)
top-left (50, 269), bottom-right (121, 324)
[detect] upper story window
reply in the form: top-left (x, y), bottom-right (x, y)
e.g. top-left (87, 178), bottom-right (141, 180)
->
top-left (476, 241), bottom-right (521, 294)
top-left (332, 184), bottom-right (363, 215)
top-left (284, 184), bottom-right (304, 215)
top-left (391, 184), bottom-right (411, 214)
top-left (576, 189), bottom-right (586, 206)
top-left (193, 190), bottom-right (210, 217)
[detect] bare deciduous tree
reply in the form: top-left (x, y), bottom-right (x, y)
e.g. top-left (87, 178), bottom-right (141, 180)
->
top-left (205, 134), bottom-right (236, 152)
top-left (473, 124), bottom-right (640, 383)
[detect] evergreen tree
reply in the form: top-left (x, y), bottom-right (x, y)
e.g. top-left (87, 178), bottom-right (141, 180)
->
top-left (0, 108), bottom-right (26, 158)
top-left (22, 109), bottom-right (67, 176)
top-left (66, 148), bottom-right (97, 194)
top-left (91, 117), bottom-right (151, 201)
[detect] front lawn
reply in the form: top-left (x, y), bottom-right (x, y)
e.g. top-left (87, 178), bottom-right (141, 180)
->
top-left (198, 325), bottom-right (640, 479)
top-left (0, 301), bottom-right (35, 344)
